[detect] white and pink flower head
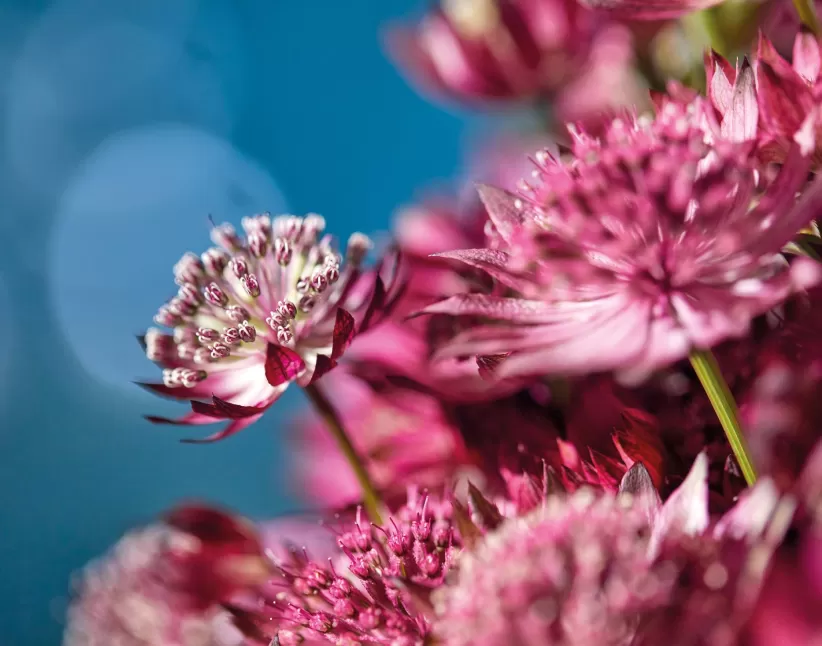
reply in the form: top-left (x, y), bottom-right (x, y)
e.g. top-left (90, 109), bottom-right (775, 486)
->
top-left (140, 213), bottom-right (402, 442)
top-left (425, 97), bottom-right (822, 385)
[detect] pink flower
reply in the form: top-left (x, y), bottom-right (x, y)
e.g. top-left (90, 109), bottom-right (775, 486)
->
top-left (425, 98), bottom-right (822, 385)
top-left (741, 360), bottom-right (822, 490)
top-left (433, 455), bottom-right (777, 646)
top-left (64, 506), bottom-right (269, 646)
top-left (287, 368), bottom-right (471, 507)
top-left (384, 0), bottom-right (597, 103)
top-left (140, 213), bottom-right (400, 442)
top-left (761, 0), bottom-right (822, 57)
top-left (741, 443), bottom-right (822, 645)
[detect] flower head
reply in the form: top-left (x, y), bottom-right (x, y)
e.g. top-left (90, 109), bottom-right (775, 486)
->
top-left (64, 506), bottom-right (268, 646)
top-left (385, 0), bottom-right (596, 104)
top-left (141, 213), bottom-right (400, 442)
top-left (434, 455), bottom-right (778, 646)
top-left (225, 493), bottom-right (463, 646)
top-left (425, 99), bottom-right (822, 385)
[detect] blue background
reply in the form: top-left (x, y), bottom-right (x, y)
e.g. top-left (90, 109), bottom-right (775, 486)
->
top-left (0, 1), bottom-right (483, 643)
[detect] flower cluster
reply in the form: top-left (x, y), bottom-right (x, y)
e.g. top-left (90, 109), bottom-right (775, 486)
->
top-left (63, 1), bottom-right (822, 645)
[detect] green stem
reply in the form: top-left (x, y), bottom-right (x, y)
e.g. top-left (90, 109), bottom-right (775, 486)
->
top-left (689, 349), bottom-right (758, 486)
top-left (793, 0), bottom-right (821, 36)
top-left (304, 382), bottom-right (384, 524)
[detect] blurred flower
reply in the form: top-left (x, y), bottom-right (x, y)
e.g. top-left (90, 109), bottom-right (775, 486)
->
top-left (761, 0), bottom-right (822, 56)
top-left (288, 368), bottom-right (471, 507)
top-left (385, 0), bottom-right (596, 103)
top-left (140, 213), bottom-right (401, 442)
top-left (64, 506), bottom-right (268, 646)
top-left (434, 455), bottom-right (778, 646)
top-left (741, 360), bottom-right (822, 490)
top-left (740, 442), bottom-right (822, 644)
top-left (553, 24), bottom-right (650, 130)
top-left (579, 0), bottom-right (723, 19)
top-left (424, 98), bottom-right (822, 385)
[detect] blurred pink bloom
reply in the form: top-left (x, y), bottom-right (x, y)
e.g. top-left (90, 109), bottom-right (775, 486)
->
top-left (761, 0), bottom-right (822, 56)
top-left (425, 98), bottom-right (822, 385)
top-left (554, 24), bottom-right (650, 130)
top-left (288, 368), bottom-right (471, 507)
top-left (140, 213), bottom-right (400, 442)
top-left (579, 0), bottom-right (723, 19)
top-left (64, 506), bottom-right (269, 646)
top-left (741, 360), bottom-right (822, 490)
top-left (435, 455), bottom-right (778, 646)
top-left (741, 443), bottom-right (822, 644)
top-left (385, 0), bottom-right (603, 103)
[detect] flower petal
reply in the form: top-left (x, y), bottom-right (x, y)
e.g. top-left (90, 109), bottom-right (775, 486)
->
top-left (331, 308), bottom-right (356, 361)
top-left (720, 59), bottom-right (757, 142)
top-left (265, 344), bottom-right (305, 387)
top-left (180, 416), bottom-right (264, 444)
top-left (618, 462), bottom-right (662, 525)
top-left (476, 184), bottom-right (524, 243)
top-left (793, 28), bottom-right (821, 83)
top-left (649, 452), bottom-right (709, 556)
top-left (308, 354), bottom-right (338, 384)
top-left (418, 294), bottom-right (556, 322)
top-left (432, 248), bottom-right (535, 292)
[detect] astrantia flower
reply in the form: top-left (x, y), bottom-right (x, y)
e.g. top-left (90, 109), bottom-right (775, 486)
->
top-left (425, 98), bottom-right (822, 385)
top-left (385, 0), bottom-right (596, 104)
top-left (433, 456), bottom-right (780, 646)
top-left (140, 213), bottom-right (400, 442)
top-left (64, 506), bottom-right (269, 646)
top-left (225, 492), bottom-right (463, 646)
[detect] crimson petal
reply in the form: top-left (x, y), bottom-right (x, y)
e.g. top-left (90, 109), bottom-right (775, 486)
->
top-left (331, 308), bottom-right (356, 361)
top-left (180, 416), bottom-right (263, 444)
top-left (265, 344), bottom-right (305, 387)
top-left (308, 354), bottom-right (338, 384)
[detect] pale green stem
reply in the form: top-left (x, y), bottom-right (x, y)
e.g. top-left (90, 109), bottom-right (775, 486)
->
top-left (689, 349), bottom-right (758, 486)
top-left (793, 0), bottom-right (821, 36)
top-left (304, 382), bottom-right (385, 524)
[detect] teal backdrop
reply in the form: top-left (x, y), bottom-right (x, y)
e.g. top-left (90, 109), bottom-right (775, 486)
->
top-left (0, 1), bottom-right (482, 643)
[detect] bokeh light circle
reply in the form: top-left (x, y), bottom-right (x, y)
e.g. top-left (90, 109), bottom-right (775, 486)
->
top-left (49, 125), bottom-right (287, 388)
top-left (5, 0), bottom-right (247, 194)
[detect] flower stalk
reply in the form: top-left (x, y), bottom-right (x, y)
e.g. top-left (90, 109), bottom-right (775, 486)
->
top-left (304, 382), bottom-right (385, 524)
top-left (689, 349), bottom-right (758, 486)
